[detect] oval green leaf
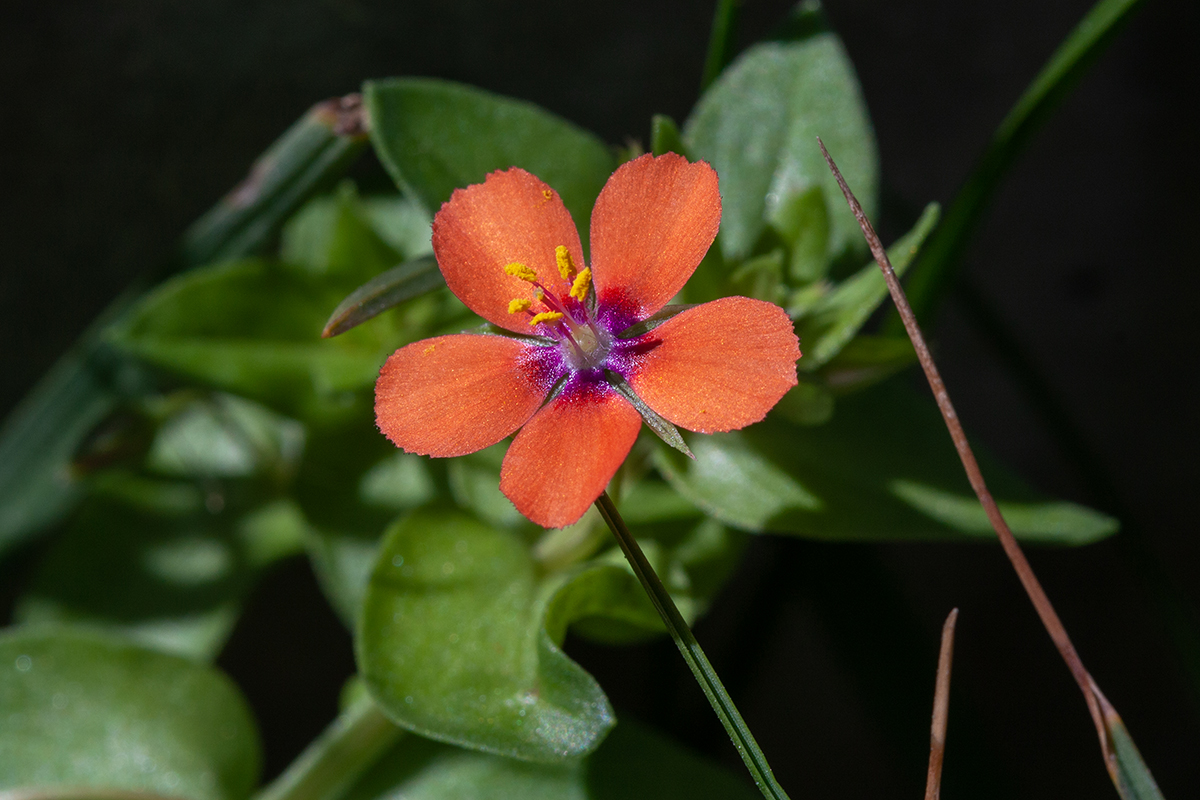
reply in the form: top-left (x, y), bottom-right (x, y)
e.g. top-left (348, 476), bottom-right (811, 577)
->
top-left (655, 379), bottom-right (1118, 543)
top-left (357, 510), bottom-right (614, 763)
top-left (684, 33), bottom-right (878, 265)
top-left (0, 627), bottom-right (261, 800)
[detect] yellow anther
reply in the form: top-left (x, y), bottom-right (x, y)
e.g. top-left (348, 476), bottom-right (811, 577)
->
top-left (508, 298), bottom-right (532, 314)
top-left (529, 311), bottom-right (564, 328)
top-left (555, 246), bottom-right (576, 281)
top-left (569, 267), bottom-right (592, 302)
top-left (504, 262), bottom-right (538, 282)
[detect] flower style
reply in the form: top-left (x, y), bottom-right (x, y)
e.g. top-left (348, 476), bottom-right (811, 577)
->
top-left (375, 153), bottom-right (800, 528)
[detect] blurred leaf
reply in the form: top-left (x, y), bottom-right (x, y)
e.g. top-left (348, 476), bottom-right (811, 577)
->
top-left (448, 444), bottom-right (527, 530)
top-left (358, 509), bottom-right (614, 762)
top-left (683, 29), bottom-right (878, 266)
top-left (771, 380), bottom-right (835, 426)
top-left (895, 0), bottom-right (1147, 327)
top-left (281, 182), bottom-right (403, 287)
top-left (322, 257), bottom-right (444, 339)
top-left (1105, 709), bottom-right (1167, 800)
top-left (798, 202), bottom-right (939, 368)
top-left (183, 94), bottom-right (368, 268)
top-left (0, 627), bottom-right (261, 800)
top-left (13, 495), bottom-right (306, 660)
top-left (110, 259), bottom-right (405, 419)
top-left (819, 334), bottom-right (916, 394)
top-left (146, 392), bottom-right (305, 481)
top-left (0, 349), bottom-right (118, 558)
top-left (654, 379), bottom-right (1118, 542)
top-left (364, 78), bottom-right (617, 247)
top-left (300, 421), bottom-right (416, 630)
top-left (649, 114), bottom-right (688, 158)
top-left (772, 184), bottom-right (829, 284)
top-left (333, 718), bottom-right (756, 800)
top-left (361, 195), bottom-right (434, 260)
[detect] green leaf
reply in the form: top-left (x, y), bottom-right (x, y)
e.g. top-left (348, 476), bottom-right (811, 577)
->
top-left (683, 31), bottom-right (878, 266)
top-left (358, 509), bottom-right (614, 762)
top-left (110, 259), bottom-right (408, 419)
top-left (797, 202), bottom-right (939, 368)
top-left (145, 392), bottom-right (305, 480)
top-left (1106, 711), bottom-right (1167, 800)
top-left (649, 114), bottom-right (688, 158)
top-left (771, 380), bottom-right (835, 426)
top-left (361, 195), bottom-right (434, 260)
top-left (0, 348), bottom-right (118, 558)
top-left (364, 78), bottom-right (617, 247)
top-left (13, 495), bottom-right (306, 660)
top-left (298, 419), bottom-right (417, 629)
top-left (819, 334), bottom-right (916, 394)
top-left (654, 379), bottom-right (1118, 543)
top-left (0, 627), bottom-right (261, 800)
top-left (894, 0), bottom-right (1147, 327)
top-left (447, 444), bottom-right (527, 530)
top-left (280, 182), bottom-right (404, 287)
top-left (331, 719), bottom-right (756, 800)
top-left (322, 257), bottom-right (445, 338)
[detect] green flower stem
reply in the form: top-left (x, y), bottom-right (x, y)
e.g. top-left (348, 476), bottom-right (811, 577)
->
top-left (254, 694), bottom-right (401, 800)
top-left (700, 0), bottom-right (742, 92)
top-left (594, 490), bottom-right (791, 800)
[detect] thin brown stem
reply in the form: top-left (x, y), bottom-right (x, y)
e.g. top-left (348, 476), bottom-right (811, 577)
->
top-left (925, 608), bottom-right (958, 800)
top-left (817, 137), bottom-right (1117, 777)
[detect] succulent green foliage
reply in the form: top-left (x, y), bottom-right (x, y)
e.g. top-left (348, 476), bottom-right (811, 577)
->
top-left (0, 350), bottom-right (121, 558)
top-left (655, 380), bottom-right (1118, 543)
top-left (14, 495), bottom-right (306, 661)
top-left (12, 392), bottom-right (308, 660)
top-left (683, 30), bottom-right (878, 268)
top-left (357, 509), bottom-right (615, 762)
top-left (365, 78), bottom-right (617, 246)
top-left (331, 719), bottom-right (756, 800)
top-left (0, 628), bottom-right (261, 800)
top-left (356, 500), bottom-right (746, 762)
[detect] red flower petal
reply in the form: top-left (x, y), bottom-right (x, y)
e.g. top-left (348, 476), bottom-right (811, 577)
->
top-left (628, 296), bottom-right (800, 433)
top-left (375, 334), bottom-right (547, 457)
top-left (590, 153), bottom-right (721, 319)
top-left (500, 385), bottom-right (642, 528)
top-left (432, 168), bottom-right (585, 333)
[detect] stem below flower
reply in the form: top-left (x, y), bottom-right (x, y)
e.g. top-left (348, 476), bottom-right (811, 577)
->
top-left (593, 490), bottom-right (791, 800)
top-left (253, 692), bottom-right (401, 800)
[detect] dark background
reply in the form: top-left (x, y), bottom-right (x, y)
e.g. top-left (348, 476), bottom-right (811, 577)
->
top-left (2, 1), bottom-right (1198, 798)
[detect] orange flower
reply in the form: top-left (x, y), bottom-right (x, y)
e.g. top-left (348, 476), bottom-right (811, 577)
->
top-left (375, 153), bottom-right (800, 528)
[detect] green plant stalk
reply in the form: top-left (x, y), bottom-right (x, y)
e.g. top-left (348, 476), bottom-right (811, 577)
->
top-left (253, 694), bottom-right (401, 800)
top-left (700, 0), bottom-right (742, 92)
top-left (889, 0), bottom-right (1146, 331)
top-left (594, 490), bottom-right (791, 800)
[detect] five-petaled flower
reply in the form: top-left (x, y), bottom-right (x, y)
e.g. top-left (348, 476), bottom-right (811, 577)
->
top-left (375, 153), bottom-right (801, 528)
